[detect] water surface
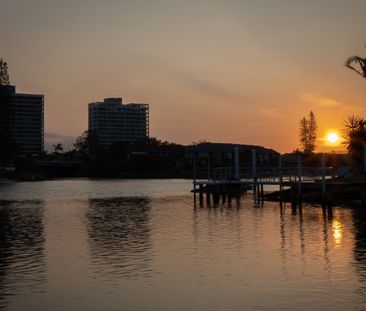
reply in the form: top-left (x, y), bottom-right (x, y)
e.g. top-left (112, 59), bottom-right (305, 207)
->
top-left (0, 179), bottom-right (366, 310)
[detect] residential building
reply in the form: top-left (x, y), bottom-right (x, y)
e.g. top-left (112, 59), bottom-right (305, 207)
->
top-left (0, 85), bottom-right (44, 155)
top-left (88, 97), bottom-right (149, 147)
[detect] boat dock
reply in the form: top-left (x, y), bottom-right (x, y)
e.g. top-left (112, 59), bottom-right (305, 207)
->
top-left (190, 147), bottom-right (366, 207)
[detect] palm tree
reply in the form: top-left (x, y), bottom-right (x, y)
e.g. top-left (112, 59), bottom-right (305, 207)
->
top-left (345, 55), bottom-right (366, 78)
top-left (53, 143), bottom-right (63, 154)
top-left (344, 54), bottom-right (366, 173)
top-left (342, 115), bottom-right (366, 173)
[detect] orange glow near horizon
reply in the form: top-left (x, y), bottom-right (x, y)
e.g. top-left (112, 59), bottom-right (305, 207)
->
top-left (318, 129), bottom-right (345, 153)
top-left (2, 1), bottom-right (366, 153)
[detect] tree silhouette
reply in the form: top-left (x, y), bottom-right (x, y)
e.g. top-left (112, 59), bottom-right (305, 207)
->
top-left (74, 130), bottom-right (98, 158)
top-left (342, 115), bottom-right (366, 163)
top-left (345, 55), bottom-right (366, 79)
top-left (52, 143), bottom-right (63, 154)
top-left (344, 53), bottom-right (366, 173)
top-left (0, 59), bottom-right (10, 86)
top-left (299, 111), bottom-right (317, 154)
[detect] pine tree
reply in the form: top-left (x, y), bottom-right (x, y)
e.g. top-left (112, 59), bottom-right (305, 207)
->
top-left (299, 111), bottom-right (317, 154)
top-left (299, 117), bottom-right (308, 152)
top-left (0, 58), bottom-right (10, 86)
top-left (308, 111), bottom-right (317, 153)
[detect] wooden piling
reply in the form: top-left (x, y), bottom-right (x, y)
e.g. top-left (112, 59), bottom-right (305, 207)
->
top-left (297, 154), bottom-right (302, 203)
top-left (279, 184), bottom-right (283, 203)
top-left (193, 184), bottom-right (196, 202)
top-left (228, 192), bottom-right (232, 204)
top-left (290, 185), bottom-right (296, 206)
top-left (278, 156), bottom-right (283, 203)
top-left (321, 154), bottom-right (326, 203)
top-left (260, 183), bottom-right (264, 202)
top-left (213, 191), bottom-right (220, 204)
top-left (206, 189), bottom-right (211, 205)
top-left (199, 185), bottom-right (203, 205)
top-left (222, 192), bottom-right (227, 204)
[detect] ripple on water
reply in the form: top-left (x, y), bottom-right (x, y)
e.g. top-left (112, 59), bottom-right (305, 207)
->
top-left (87, 197), bottom-right (156, 280)
top-left (0, 200), bottom-right (46, 310)
top-left (0, 180), bottom-right (366, 310)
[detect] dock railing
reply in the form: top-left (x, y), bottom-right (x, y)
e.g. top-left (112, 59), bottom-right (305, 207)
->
top-left (193, 166), bottom-right (336, 185)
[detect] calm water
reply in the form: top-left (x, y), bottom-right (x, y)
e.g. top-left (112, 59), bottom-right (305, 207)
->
top-left (0, 179), bottom-right (366, 310)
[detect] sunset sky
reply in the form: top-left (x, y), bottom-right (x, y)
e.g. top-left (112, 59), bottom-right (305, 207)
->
top-left (1, 0), bottom-right (366, 152)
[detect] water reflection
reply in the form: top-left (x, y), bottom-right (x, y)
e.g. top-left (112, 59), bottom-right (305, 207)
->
top-left (87, 197), bottom-right (153, 279)
top-left (332, 220), bottom-right (343, 245)
top-left (352, 208), bottom-right (366, 297)
top-left (3, 178), bottom-right (366, 310)
top-left (0, 200), bottom-right (45, 309)
top-left (193, 200), bottom-right (366, 299)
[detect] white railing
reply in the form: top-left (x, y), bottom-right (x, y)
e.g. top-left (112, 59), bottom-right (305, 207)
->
top-left (193, 166), bottom-right (336, 184)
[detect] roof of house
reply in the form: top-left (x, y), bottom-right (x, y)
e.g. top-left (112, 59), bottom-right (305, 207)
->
top-left (185, 143), bottom-right (279, 155)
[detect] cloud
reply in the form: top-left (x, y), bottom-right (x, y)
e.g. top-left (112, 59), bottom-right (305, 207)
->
top-left (258, 107), bottom-right (283, 117)
top-left (298, 93), bottom-right (348, 108)
top-left (38, 82), bottom-right (70, 93)
top-left (130, 52), bottom-right (245, 103)
top-left (171, 72), bottom-right (243, 102)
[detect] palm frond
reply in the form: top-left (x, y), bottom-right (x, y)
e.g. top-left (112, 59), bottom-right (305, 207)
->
top-left (345, 55), bottom-right (366, 78)
top-left (344, 55), bottom-right (363, 67)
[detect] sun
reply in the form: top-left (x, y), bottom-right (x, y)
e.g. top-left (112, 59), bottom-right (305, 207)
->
top-left (327, 132), bottom-right (339, 144)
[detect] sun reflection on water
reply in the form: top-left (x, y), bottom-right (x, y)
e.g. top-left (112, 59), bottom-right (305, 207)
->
top-left (332, 220), bottom-right (343, 245)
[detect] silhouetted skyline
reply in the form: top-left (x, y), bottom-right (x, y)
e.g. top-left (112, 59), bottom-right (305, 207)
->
top-left (1, 0), bottom-right (366, 152)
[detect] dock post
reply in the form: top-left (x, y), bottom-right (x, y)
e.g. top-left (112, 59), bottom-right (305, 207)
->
top-left (214, 192), bottom-right (220, 204)
top-left (321, 153), bottom-right (326, 203)
top-left (222, 191), bottom-right (227, 204)
top-left (252, 149), bottom-right (257, 182)
top-left (290, 184), bottom-right (296, 207)
top-left (252, 149), bottom-right (257, 202)
top-left (199, 184), bottom-right (203, 206)
top-left (254, 183), bottom-right (258, 202)
top-left (193, 153), bottom-right (197, 184)
top-left (234, 146), bottom-right (240, 180)
top-left (260, 183), bottom-right (264, 202)
top-left (279, 156), bottom-right (283, 202)
top-left (207, 153), bottom-right (211, 180)
top-left (254, 183), bottom-right (257, 202)
top-left (256, 183), bottom-right (261, 204)
top-left (194, 183), bottom-right (196, 204)
top-left (206, 187), bottom-right (211, 205)
top-left (228, 192), bottom-right (232, 204)
top-left (297, 154), bottom-right (302, 203)
top-left (193, 153), bottom-right (197, 204)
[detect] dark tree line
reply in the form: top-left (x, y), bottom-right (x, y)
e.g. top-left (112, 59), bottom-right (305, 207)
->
top-left (70, 131), bottom-right (186, 177)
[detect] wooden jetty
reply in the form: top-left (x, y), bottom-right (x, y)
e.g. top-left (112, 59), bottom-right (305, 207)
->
top-left (191, 147), bottom-right (366, 207)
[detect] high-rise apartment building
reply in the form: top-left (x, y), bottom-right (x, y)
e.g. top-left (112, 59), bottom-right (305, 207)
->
top-left (88, 97), bottom-right (149, 147)
top-left (0, 85), bottom-right (44, 155)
